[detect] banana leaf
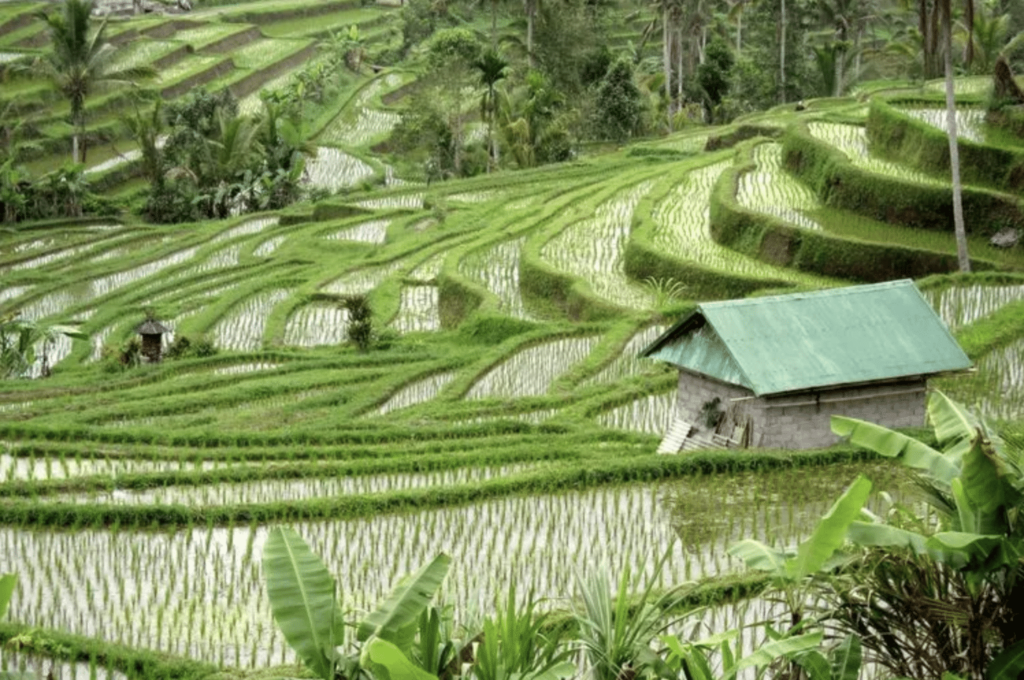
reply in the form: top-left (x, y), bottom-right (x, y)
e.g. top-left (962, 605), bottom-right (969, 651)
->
top-left (263, 527), bottom-right (345, 680)
top-left (362, 637), bottom-right (440, 680)
top-left (357, 553), bottom-right (451, 651)
top-left (788, 476), bottom-right (872, 579)
top-left (831, 416), bottom-right (958, 484)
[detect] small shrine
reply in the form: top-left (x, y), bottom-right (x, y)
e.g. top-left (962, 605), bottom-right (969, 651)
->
top-left (135, 314), bottom-right (171, 363)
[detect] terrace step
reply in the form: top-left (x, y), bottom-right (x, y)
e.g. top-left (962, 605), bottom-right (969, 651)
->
top-left (656, 418), bottom-right (691, 455)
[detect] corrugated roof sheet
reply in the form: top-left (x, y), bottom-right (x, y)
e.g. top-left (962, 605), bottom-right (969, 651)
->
top-left (643, 280), bottom-right (971, 396)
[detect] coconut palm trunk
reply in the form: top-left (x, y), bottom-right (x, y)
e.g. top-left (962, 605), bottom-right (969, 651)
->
top-left (663, 4), bottom-right (672, 129)
top-left (941, 0), bottom-right (970, 271)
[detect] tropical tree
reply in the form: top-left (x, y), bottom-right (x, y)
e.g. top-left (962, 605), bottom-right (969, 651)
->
top-left (941, 0), bottom-right (971, 272)
top-left (829, 391), bottom-right (1024, 678)
top-left (35, 0), bottom-right (154, 165)
top-left (474, 48), bottom-right (509, 171)
top-left (1, 313), bottom-right (86, 379)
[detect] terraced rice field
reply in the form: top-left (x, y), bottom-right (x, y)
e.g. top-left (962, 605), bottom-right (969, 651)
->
top-left (2, 468), bottom-right (894, 667)
top-left (737, 143), bottom-right (820, 230)
top-left (319, 73), bottom-right (405, 147)
top-left (924, 283), bottom-right (1024, 331)
top-left (598, 391), bottom-right (676, 435)
top-left (210, 289), bottom-right (291, 351)
top-left (901, 106), bottom-right (987, 143)
top-left (283, 303), bottom-right (348, 346)
top-left (304, 147), bottom-right (376, 192)
top-left (465, 336), bottom-right (600, 399)
top-left (808, 122), bottom-right (943, 184)
top-left (390, 285), bottom-right (440, 333)
top-left (459, 237), bottom-right (534, 319)
top-left (541, 181), bottom-right (658, 308)
top-left (652, 160), bottom-right (823, 285)
top-left (372, 371), bottom-right (457, 415)
top-left (2, 21), bottom-right (1023, 676)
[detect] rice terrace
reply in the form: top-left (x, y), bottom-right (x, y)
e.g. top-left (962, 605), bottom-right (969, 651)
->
top-left (1, 0), bottom-right (1023, 677)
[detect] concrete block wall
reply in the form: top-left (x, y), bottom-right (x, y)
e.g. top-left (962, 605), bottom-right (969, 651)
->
top-left (674, 370), bottom-right (927, 449)
top-left (759, 379), bottom-right (927, 449)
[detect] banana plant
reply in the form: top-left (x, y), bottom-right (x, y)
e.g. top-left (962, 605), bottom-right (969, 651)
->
top-left (831, 391), bottom-right (1023, 586)
top-left (263, 527), bottom-right (452, 680)
top-left (829, 391), bottom-right (1024, 679)
top-left (728, 475), bottom-right (873, 581)
top-left (661, 627), bottom-right (830, 680)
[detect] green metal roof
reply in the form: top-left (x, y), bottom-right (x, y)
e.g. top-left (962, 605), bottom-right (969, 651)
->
top-left (642, 280), bottom-right (971, 396)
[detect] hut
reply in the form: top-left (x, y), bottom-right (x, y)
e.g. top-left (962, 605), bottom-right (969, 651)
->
top-left (641, 280), bottom-right (971, 452)
top-left (135, 316), bottom-right (171, 363)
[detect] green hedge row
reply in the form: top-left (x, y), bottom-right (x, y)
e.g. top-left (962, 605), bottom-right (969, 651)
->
top-left (0, 624), bottom-right (216, 680)
top-left (867, 98), bottom-right (1024, 193)
top-left (708, 141), bottom-right (989, 281)
top-left (0, 446), bottom-right (879, 529)
top-left (0, 441), bottom-right (591, 498)
top-left (781, 121), bottom-right (1024, 237)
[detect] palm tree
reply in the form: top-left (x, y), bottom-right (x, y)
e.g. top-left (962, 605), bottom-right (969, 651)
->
top-left (474, 48), bottom-right (508, 172)
top-left (940, 0), bottom-right (969, 271)
top-left (35, 0), bottom-right (154, 165)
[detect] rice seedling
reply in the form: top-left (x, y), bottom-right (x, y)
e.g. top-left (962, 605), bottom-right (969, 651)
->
top-left (109, 39), bottom-right (178, 71)
top-left (446, 190), bottom-right (502, 203)
top-left (253, 236), bottom-right (286, 257)
top-left (17, 288), bottom-right (94, 323)
top-left (807, 122), bottom-right (943, 185)
top-left (356, 194), bottom-right (424, 210)
top-left (459, 237), bottom-right (535, 320)
top-left (229, 39), bottom-right (307, 70)
top-left (303, 147), bottom-right (375, 193)
top-left (373, 371), bottom-right (457, 416)
top-left (283, 303), bottom-right (348, 346)
top-left (923, 283), bottom-right (1024, 331)
top-left (541, 182), bottom-right (658, 308)
top-left (0, 652), bottom-right (127, 680)
top-left (321, 262), bottom-right (401, 295)
top-left (8, 244), bottom-right (95, 272)
top-left (0, 286), bottom-right (31, 308)
top-left (408, 252), bottom-right (445, 283)
top-left (325, 219), bottom-right (391, 244)
top-left (651, 161), bottom-right (823, 285)
top-left (390, 285), bottom-right (440, 333)
top-left (211, 362), bottom-right (281, 375)
top-left (210, 289), bottom-right (291, 351)
top-left (172, 24), bottom-right (242, 47)
top-left (319, 75), bottom-right (404, 147)
top-left (210, 217), bottom-right (279, 244)
top-left (924, 76), bottom-right (991, 95)
top-left (50, 465), bottom-right (536, 506)
top-left (935, 336), bottom-right (1024, 422)
top-left (597, 391), bottom-right (676, 435)
top-left (0, 472), bottom-right (873, 667)
top-left (466, 336), bottom-right (600, 399)
top-left (453, 408), bottom-right (560, 426)
top-left (185, 245), bottom-right (241, 275)
top-left (89, 323), bottom-right (116, 361)
top-left (901, 107), bottom-right (987, 143)
top-left (653, 133), bottom-right (710, 153)
top-left (157, 55), bottom-right (222, 85)
top-left (320, 107), bottom-right (401, 148)
top-left (0, 451), bottom-right (223, 482)
top-left (582, 325), bottom-right (666, 386)
top-left (737, 144), bottom-right (821, 230)
top-left (91, 247), bottom-right (201, 299)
